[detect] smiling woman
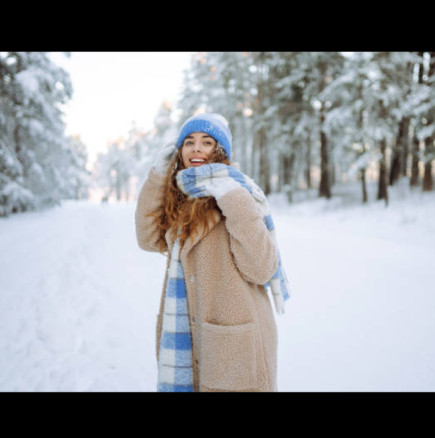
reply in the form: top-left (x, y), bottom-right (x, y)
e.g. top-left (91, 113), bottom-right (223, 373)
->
top-left (155, 114), bottom-right (232, 248)
top-left (181, 133), bottom-right (217, 167)
top-left (135, 113), bottom-right (287, 392)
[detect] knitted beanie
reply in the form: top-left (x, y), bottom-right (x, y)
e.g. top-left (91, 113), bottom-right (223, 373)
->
top-left (176, 113), bottom-right (232, 161)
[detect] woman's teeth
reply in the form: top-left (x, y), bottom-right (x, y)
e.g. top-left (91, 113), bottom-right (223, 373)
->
top-left (190, 159), bottom-right (206, 163)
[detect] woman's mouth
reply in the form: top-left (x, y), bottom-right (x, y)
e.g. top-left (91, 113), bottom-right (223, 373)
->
top-left (189, 158), bottom-right (207, 167)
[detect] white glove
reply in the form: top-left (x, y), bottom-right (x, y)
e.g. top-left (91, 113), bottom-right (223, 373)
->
top-left (204, 176), bottom-right (242, 200)
top-left (153, 141), bottom-right (177, 175)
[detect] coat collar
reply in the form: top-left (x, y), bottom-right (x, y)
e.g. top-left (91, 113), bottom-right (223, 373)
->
top-left (165, 209), bottom-right (222, 257)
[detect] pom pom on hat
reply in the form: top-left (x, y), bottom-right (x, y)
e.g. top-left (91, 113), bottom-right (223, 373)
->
top-left (176, 113), bottom-right (232, 160)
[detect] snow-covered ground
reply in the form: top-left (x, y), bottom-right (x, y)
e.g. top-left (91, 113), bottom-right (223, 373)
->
top-left (1, 178), bottom-right (435, 392)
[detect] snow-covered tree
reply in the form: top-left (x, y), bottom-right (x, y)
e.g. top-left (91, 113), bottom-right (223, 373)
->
top-left (176, 51), bottom-right (433, 204)
top-left (0, 51), bottom-right (88, 216)
top-left (135, 100), bottom-right (178, 184)
top-left (401, 52), bottom-right (435, 191)
top-left (93, 101), bottom-right (178, 201)
top-left (94, 139), bottom-right (133, 201)
top-left (319, 52), bottom-right (428, 204)
top-left (62, 135), bottom-right (92, 199)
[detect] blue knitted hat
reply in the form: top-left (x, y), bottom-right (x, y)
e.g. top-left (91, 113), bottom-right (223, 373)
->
top-left (176, 113), bottom-right (232, 160)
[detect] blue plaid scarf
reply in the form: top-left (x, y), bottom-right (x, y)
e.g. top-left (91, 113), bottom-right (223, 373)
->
top-left (157, 236), bottom-right (194, 392)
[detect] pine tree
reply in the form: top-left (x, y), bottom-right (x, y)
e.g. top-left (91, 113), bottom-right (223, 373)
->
top-left (409, 52), bottom-right (425, 188)
top-left (422, 52), bottom-right (435, 191)
top-left (405, 52), bottom-right (435, 191)
top-left (389, 58), bottom-right (414, 186)
top-left (293, 52), bottom-right (345, 199)
top-left (272, 52), bottom-right (315, 195)
top-left (174, 51), bottom-right (431, 205)
top-left (0, 51), bottom-right (75, 216)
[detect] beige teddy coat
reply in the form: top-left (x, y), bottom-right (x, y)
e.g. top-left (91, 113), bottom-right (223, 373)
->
top-left (135, 167), bottom-right (279, 392)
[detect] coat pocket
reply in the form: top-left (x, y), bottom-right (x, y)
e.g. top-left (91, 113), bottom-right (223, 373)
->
top-left (200, 321), bottom-right (257, 391)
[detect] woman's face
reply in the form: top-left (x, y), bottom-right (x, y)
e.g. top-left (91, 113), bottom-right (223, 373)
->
top-left (181, 132), bottom-right (217, 168)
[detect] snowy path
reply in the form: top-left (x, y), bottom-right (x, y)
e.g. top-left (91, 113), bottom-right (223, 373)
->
top-left (0, 200), bottom-right (166, 391)
top-left (273, 193), bottom-right (435, 391)
top-left (1, 193), bottom-right (435, 391)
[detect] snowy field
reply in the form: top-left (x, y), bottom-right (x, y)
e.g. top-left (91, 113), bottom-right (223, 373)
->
top-left (1, 178), bottom-right (435, 392)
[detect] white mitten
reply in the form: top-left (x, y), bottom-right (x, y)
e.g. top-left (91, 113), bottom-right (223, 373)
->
top-left (205, 176), bottom-right (242, 200)
top-left (153, 141), bottom-right (177, 175)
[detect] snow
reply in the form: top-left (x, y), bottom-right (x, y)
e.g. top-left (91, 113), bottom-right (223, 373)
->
top-left (15, 69), bottom-right (40, 96)
top-left (1, 180), bottom-right (435, 392)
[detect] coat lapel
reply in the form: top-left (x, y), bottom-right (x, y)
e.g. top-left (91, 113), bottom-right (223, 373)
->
top-left (182, 209), bottom-right (222, 256)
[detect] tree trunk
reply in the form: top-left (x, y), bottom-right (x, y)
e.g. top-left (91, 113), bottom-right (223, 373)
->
top-left (330, 162), bottom-right (336, 186)
top-left (359, 141), bottom-right (368, 203)
top-left (422, 125), bottom-right (434, 192)
top-left (318, 112), bottom-right (331, 198)
top-left (285, 152), bottom-right (295, 185)
top-left (258, 125), bottom-right (271, 194)
top-left (410, 52), bottom-right (425, 187)
top-left (422, 52), bottom-right (435, 192)
top-left (277, 151), bottom-right (283, 193)
top-left (13, 124), bottom-right (21, 158)
top-left (305, 130), bottom-right (312, 189)
top-left (360, 167), bottom-right (368, 203)
top-left (401, 59), bottom-right (414, 178)
top-left (281, 150), bottom-right (295, 202)
top-left (356, 98), bottom-right (368, 203)
top-left (422, 148), bottom-right (434, 191)
top-left (317, 57), bottom-right (332, 199)
top-left (377, 137), bottom-right (389, 205)
top-left (390, 117), bottom-right (410, 185)
top-left (401, 117), bottom-right (410, 177)
top-left (410, 134), bottom-right (420, 187)
top-left (115, 167), bottom-right (121, 201)
top-left (251, 135), bottom-right (258, 182)
top-left (376, 99), bottom-right (389, 205)
top-left (281, 153), bottom-right (291, 187)
top-left (389, 142), bottom-right (401, 186)
top-left (253, 52), bottom-right (271, 195)
top-left (240, 116), bottom-right (249, 174)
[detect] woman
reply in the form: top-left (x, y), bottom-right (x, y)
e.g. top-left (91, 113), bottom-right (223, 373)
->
top-left (135, 113), bottom-right (285, 392)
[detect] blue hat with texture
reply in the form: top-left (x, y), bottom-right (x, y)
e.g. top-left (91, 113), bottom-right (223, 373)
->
top-left (176, 113), bottom-right (232, 160)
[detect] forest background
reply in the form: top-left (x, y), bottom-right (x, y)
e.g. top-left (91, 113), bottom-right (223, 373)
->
top-left (1, 51), bottom-right (434, 215)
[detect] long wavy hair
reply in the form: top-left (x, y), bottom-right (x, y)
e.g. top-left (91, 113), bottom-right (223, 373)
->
top-left (147, 143), bottom-right (230, 252)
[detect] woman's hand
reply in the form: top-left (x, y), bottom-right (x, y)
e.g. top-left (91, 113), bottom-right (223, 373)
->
top-left (153, 141), bottom-right (177, 175)
top-left (176, 163), bottom-right (243, 200)
top-left (201, 177), bottom-right (241, 200)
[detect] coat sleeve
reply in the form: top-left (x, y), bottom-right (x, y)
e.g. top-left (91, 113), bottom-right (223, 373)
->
top-left (135, 167), bottom-right (168, 253)
top-left (216, 187), bottom-right (278, 285)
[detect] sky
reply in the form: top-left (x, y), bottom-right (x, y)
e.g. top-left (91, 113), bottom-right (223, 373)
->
top-left (50, 52), bottom-right (193, 168)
